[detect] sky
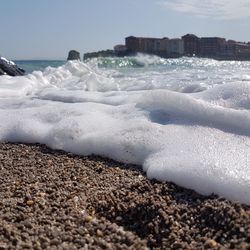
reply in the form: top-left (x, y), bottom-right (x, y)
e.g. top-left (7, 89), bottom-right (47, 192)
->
top-left (1, 0), bottom-right (250, 60)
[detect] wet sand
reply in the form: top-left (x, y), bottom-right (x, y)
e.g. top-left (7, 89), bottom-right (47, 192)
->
top-left (0, 143), bottom-right (249, 249)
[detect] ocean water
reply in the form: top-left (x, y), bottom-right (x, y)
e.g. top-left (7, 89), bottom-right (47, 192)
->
top-left (1, 54), bottom-right (250, 205)
top-left (14, 60), bottom-right (65, 74)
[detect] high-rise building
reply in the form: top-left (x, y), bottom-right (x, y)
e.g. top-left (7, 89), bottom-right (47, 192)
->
top-left (182, 34), bottom-right (200, 56)
top-left (199, 37), bottom-right (226, 57)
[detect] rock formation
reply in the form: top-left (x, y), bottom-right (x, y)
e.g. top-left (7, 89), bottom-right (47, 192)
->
top-left (67, 50), bottom-right (81, 61)
top-left (0, 57), bottom-right (25, 76)
top-left (83, 50), bottom-right (115, 60)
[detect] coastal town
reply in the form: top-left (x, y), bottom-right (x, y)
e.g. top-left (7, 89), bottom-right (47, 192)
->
top-left (2, 33), bottom-right (250, 77)
top-left (84, 34), bottom-right (250, 61)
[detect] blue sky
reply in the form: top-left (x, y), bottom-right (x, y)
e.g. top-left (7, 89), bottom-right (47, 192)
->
top-left (1, 0), bottom-right (250, 60)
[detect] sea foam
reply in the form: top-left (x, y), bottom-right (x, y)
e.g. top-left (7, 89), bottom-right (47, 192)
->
top-left (0, 56), bottom-right (249, 204)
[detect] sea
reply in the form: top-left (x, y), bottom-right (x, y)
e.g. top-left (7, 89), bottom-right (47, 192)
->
top-left (1, 54), bottom-right (250, 205)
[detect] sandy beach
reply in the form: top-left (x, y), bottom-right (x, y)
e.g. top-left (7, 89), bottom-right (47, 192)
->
top-left (0, 142), bottom-right (249, 249)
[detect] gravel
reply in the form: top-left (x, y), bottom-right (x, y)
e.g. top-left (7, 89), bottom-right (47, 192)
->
top-left (0, 142), bottom-right (249, 249)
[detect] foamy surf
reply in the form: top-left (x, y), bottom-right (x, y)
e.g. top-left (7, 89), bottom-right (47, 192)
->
top-left (0, 55), bottom-right (249, 204)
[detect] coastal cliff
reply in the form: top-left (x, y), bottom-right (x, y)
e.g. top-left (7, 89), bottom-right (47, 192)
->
top-left (83, 50), bottom-right (115, 60)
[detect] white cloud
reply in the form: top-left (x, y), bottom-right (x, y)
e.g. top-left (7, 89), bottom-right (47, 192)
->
top-left (160, 0), bottom-right (250, 20)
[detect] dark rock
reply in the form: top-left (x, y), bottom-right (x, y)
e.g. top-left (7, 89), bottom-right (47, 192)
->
top-left (114, 45), bottom-right (128, 57)
top-left (0, 57), bottom-right (25, 76)
top-left (0, 67), bottom-right (5, 75)
top-left (67, 50), bottom-right (81, 61)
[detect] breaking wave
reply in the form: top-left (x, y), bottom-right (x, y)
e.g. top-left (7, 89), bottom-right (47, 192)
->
top-left (0, 56), bottom-right (250, 204)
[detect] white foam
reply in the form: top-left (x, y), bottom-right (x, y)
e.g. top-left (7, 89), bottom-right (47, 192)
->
top-left (0, 56), bottom-right (15, 65)
top-left (0, 57), bottom-right (249, 204)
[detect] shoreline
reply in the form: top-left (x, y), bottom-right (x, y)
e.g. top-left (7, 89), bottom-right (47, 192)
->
top-left (0, 142), bottom-right (249, 249)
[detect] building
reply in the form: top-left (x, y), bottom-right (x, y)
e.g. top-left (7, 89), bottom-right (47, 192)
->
top-left (234, 42), bottom-right (250, 60)
top-left (137, 37), bottom-right (160, 53)
top-left (167, 39), bottom-right (184, 55)
top-left (219, 40), bottom-right (236, 59)
top-left (199, 37), bottom-right (226, 57)
top-left (125, 36), bottom-right (169, 55)
top-left (124, 35), bottom-right (250, 60)
top-left (182, 34), bottom-right (200, 56)
top-left (213, 40), bottom-right (250, 60)
top-left (125, 36), bottom-right (140, 53)
top-left (154, 38), bottom-right (169, 53)
top-left (125, 36), bottom-right (185, 57)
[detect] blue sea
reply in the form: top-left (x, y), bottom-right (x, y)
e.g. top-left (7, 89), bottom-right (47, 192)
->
top-left (14, 60), bottom-right (66, 74)
top-left (0, 54), bottom-right (249, 205)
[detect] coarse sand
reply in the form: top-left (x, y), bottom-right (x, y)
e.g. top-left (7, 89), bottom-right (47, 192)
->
top-left (0, 143), bottom-right (249, 249)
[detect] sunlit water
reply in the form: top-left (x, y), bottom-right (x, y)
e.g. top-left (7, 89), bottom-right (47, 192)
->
top-left (1, 54), bottom-right (250, 204)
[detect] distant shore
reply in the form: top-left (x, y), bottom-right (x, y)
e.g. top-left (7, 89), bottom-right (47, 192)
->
top-left (83, 50), bottom-right (250, 62)
top-left (0, 142), bottom-right (249, 249)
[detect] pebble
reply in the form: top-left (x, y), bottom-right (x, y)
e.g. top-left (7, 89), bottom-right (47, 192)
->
top-left (96, 229), bottom-right (103, 237)
top-left (84, 215), bottom-right (93, 222)
top-left (115, 216), bottom-right (123, 221)
top-left (0, 143), bottom-right (249, 250)
top-left (204, 239), bottom-right (218, 248)
top-left (26, 200), bottom-right (34, 206)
